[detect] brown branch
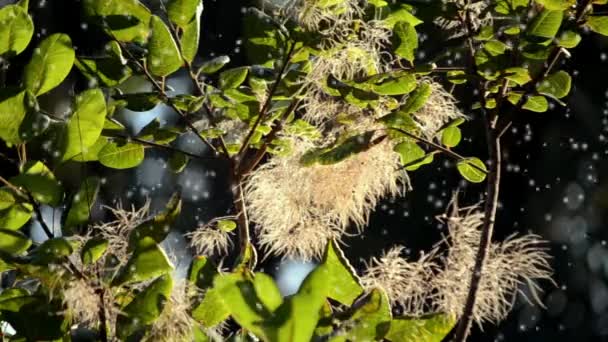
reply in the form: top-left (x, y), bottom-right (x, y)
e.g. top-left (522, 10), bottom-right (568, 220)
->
top-left (113, 38), bottom-right (219, 155)
top-left (237, 42), bottom-right (297, 159)
top-left (452, 6), bottom-right (503, 341)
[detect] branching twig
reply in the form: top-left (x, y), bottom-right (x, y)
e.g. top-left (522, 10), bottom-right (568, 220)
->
top-left (113, 38), bottom-right (219, 155)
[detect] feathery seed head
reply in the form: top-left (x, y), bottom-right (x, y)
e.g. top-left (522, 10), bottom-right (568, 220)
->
top-left (361, 246), bottom-right (438, 315)
top-left (246, 135), bottom-right (404, 260)
top-left (187, 225), bottom-right (233, 256)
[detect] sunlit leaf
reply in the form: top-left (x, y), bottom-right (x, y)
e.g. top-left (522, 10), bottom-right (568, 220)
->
top-left (24, 33), bottom-right (75, 96)
top-left (117, 274), bottom-right (173, 339)
top-left (128, 192), bottom-right (182, 249)
top-left (527, 10), bottom-right (562, 39)
top-left (98, 141), bottom-right (145, 169)
top-left (83, 0), bottom-right (151, 43)
top-left (0, 229), bottom-right (31, 254)
top-left (321, 240), bottom-right (363, 306)
top-left (0, 88), bottom-right (27, 145)
top-left (587, 16), bottom-right (608, 36)
top-left (0, 203), bottom-right (32, 230)
top-left (456, 157), bottom-right (487, 183)
top-left (64, 176), bottom-right (100, 233)
top-left (537, 70), bottom-right (571, 99)
top-left (62, 88), bottom-right (107, 161)
top-left (81, 237), bottom-right (108, 265)
top-left (0, 5), bottom-right (34, 57)
top-left (219, 67), bottom-right (249, 89)
top-left (386, 314), bottom-right (455, 342)
top-left (441, 126), bottom-right (462, 148)
top-left (11, 161), bottom-right (63, 206)
top-left (112, 237), bottom-right (174, 286)
top-left (168, 0), bottom-right (202, 27)
top-left (392, 21), bottom-right (418, 62)
top-left (147, 15), bottom-right (183, 76)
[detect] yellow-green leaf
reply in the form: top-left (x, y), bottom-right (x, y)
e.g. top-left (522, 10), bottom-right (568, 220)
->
top-left (456, 157), bottom-right (487, 183)
top-left (0, 5), bottom-right (34, 57)
top-left (23, 33), bottom-right (75, 96)
top-left (147, 16), bottom-right (183, 76)
top-left (63, 88), bottom-right (107, 161)
top-left (98, 141), bottom-right (145, 169)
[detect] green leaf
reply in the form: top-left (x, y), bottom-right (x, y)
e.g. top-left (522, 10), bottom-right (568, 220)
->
top-left (168, 0), bottom-right (202, 27)
top-left (117, 274), bottom-right (173, 339)
top-left (72, 136), bottom-right (109, 162)
top-left (64, 176), bottom-right (100, 233)
top-left (379, 4), bottom-right (423, 28)
top-left (254, 272), bottom-right (283, 312)
top-left (274, 266), bottom-right (329, 342)
top-left (188, 255), bottom-right (218, 290)
top-left (75, 57), bottom-right (132, 87)
top-left (321, 240), bottom-right (363, 306)
top-left (198, 55), bottom-right (230, 75)
top-left (527, 10), bottom-right (563, 39)
top-left (11, 161), bottom-right (63, 206)
top-left (335, 288), bottom-right (392, 341)
top-left (128, 192), bottom-right (182, 249)
top-left (537, 71), bottom-right (571, 99)
top-left (305, 131), bottom-right (375, 166)
top-left (113, 92), bottom-right (161, 112)
top-left (217, 219), bottom-right (237, 232)
top-left (192, 287), bottom-right (230, 327)
top-left (392, 21), bottom-right (418, 62)
top-left (83, 0), bottom-right (151, 43)
top-left (32, 238), bottom-right (74, 264)
top-left (63, 88), bottom-right (107, 161)
top-left (180, 3), bottom-right (202, 63)
top-left (456, 157), bottom-right (487, 183)
top-left (503, 67), bottom-right (531, 85)
top-left (0, 203), bottom-right (32, 230)
top-left (219, 67), bottom-right (249, 89)
top-left (0, 229), bottom-right (31, 254)
top-left (401, 82), bottom-right (432, 114)
top-left (0, 189), bottom-right (15, 210)
top-left (441, 126), bottom-right (462, 148)
top-left (147, 15), bottom-right (183, 77)
top-left (0, 5), bottom-right (34, 57)
top-left (23, 33), bottom-right (75, 96)
top-left (556, 30), bottom-right (581, 48)
top-left (168, 151), bottom-right (189, 173)
top-left (0, 87), bottom-right (27, 145)
top-left (521, 95), bottom-right (549, 112)
top-left (81, 237), bottom-right (108, 265)
top-left (371, 73), bottom-right (417, 96)
top-left (98, 141), bottom-right (145, 169)
top-left (393, 141), bottom-right (432, 171)
top-left (535, 0), bottom-right (575, 9)
top-left (214, 272), bottom-right (271, 339)
top-left (112, 237), bottom-right (174, 286)
top-left (386, 314), bottom-right (455, 342)
top-left (587, 16), bottom-right (608, 36)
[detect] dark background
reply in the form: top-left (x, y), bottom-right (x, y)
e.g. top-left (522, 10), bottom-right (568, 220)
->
top-left (1, 0), bottom-right (608, 341)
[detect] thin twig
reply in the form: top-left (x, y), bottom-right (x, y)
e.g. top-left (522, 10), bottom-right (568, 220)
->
top-left (237, 42), bottom-right (297, 158)
top-left (113, 38), bottom-right (219, 155)
top-left (451, 5), bottom-right (503, 341)
top-left (102, 131), bottom-right (216, 161)
top-left (388, 128), bottom-right (488, 175)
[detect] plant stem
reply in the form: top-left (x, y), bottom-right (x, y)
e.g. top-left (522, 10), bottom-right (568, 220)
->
top-left (452, 120), bottom-right (501, 342)
top-left (237, 42), bottom-right (297, 159)
top-left (102, 131), bottom-right (216, 161)
top-left (113, 39), bottom-right (219, 155)
top-left (452, 5), bottom-right (503, 341)
top-left (388, 128), bottom-right (488, 175)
